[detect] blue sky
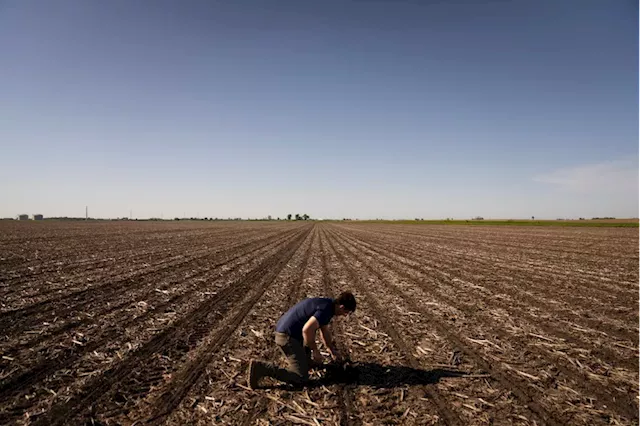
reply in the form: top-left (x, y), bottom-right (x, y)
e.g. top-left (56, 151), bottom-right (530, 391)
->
top-left (1, 0), bottom-right (637, 219)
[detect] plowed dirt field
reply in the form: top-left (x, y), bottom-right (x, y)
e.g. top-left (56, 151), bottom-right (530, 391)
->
top-left (0, 221), bottom-right (637, 425)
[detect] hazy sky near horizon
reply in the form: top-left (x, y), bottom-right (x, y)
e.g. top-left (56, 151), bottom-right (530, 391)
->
top-left (1, 0), bottom-right (637, 219)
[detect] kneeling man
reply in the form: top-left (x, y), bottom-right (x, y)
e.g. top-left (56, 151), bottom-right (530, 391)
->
top-left (248, 291), bottom-right (356, 388)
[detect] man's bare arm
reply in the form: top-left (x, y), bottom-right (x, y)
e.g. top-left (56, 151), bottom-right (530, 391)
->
top-left (320, 325), bottom-right (340, 359)
top-left (302, 316), bottom-right (320, 351)
top-left (302, 317), bottom-right (325, 363)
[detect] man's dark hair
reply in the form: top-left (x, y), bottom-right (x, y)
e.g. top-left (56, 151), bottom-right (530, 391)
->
top-left (335, 291), bottom-right (356, 312)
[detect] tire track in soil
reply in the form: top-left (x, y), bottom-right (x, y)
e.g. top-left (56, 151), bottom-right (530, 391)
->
top-left (0, 227), bottom-right (301, 337)
top-left (322, 228), bottom-right (464, 426)
top-left (1, 226), bottom-right (292, 307)
top-left (327, 226), bottom-right (568, 426)
top-left (0, 248), bottom-right (192, 312)
top-left (349, 225), bottom-right (638, 301)
top-left (0, 228), bottom-right (300, 413)
top-left (0, 227), bottom-right (246, 282)
top-left (0, 228), bottom-right (227, 288)
top-left (359, 224), bottom-right (638, 263)
top-left (239, 227), bottom-right (317, 426)
top-left (0, 231), bottom-right (301, 425)
top-left (2, 243), bottom-right (184, 290)
top-left (163, 224), bottom-right (321, 425)
top-left (332, 228), bottom-right (638, 422)
top-left (0, 226), bottom-right (297, 357)
top-left (1, 247), bottom-right (191, 305)
top-left (31, 225), bottom-right (312, 426)
top-left (335, 227), bottom-right (639, 361)
top-left (344, 225), bottom-right (638, 297)
top-left (0, 227), bottom-right (248, 284)
top-left (0, 248), bottom-right (210, 323)
top-left (335, 227), bottom-right (640, 381)
top-left (0, 231), bottom-right (296, 399)
top-left (317, 230), bottom-right (359, 426)
top-left (141, 227), bottom-right (314, 425)
top-left (0, 226), bottom-right (280, 300)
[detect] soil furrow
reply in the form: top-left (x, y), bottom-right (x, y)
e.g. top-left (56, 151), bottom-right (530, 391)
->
top-left (337, 227), bottom-right (639, 374)
top-left (31, 225), bottom-right (312, 426)
top-left (318, 231), bottom-right (360, 426)
top-left (0, 227), bottom-right (298, 407)
top-left (343, 225), bottom-right (638, 293)
top-left (333, 227), bottom-right (638, 422)
top-left (162, 225), bottom-right (322, 425)
top-left (326, 226), bottom-right (563, 425)
top-left (323, 228), bottom-right (464, 426)
top-left (0, 231), bottom-right (304, 424)
top-left (0, 226), bottom-right (296, 357)
top-left (335, 227), bottom-right (638, 346)
top-left (330, 225), bottom-right (636, 421)
top-left (0, 226), bottom-right (255, 287)
top-left (143, 226), bottom-right (315, 424)
top-left (0, 227), bottom-right (301, 336)
top-left (237, 228), bottom-right (317, 426)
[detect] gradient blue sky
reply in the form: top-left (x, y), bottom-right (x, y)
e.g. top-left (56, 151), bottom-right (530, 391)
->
top-left (1, 0), bottom-right (637, 219)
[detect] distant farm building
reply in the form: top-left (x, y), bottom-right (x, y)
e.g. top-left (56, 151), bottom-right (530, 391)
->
top-left (18, 214), bottom-right (29, 221)
top-left (33, 214), bottom-right (43, 220)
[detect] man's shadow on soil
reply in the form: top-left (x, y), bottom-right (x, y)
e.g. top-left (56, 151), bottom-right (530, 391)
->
top-left (262, 362), bottom-right (472, 390)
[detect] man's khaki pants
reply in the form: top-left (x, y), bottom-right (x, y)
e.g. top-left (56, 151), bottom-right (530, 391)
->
top-left (258, 332), bottom-right (312, 385)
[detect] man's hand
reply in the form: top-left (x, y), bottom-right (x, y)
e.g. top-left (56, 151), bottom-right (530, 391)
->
top-left (312, 349), bottom-right (324, 364)
top-left (329, 347), bottom-right (342, 362)
top-left (320, 325), bottom-right (341, 360)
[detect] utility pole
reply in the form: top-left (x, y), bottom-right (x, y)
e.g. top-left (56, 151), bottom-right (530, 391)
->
top-left (85, 206), bottom-right (88, 220)
top-left (130, 209), bottom-right (132, 220)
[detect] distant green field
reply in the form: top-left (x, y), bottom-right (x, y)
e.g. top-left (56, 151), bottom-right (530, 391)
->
top-left (347, 219), bottom-right (639, 228)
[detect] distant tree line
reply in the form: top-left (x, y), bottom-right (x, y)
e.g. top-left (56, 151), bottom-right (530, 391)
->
top-left (175, 217), bottom-right (243, 221)
top-left (285, 213), bottom-right (310, 220)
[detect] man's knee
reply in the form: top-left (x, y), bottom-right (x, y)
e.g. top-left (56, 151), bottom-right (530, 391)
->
top-left (287, 367), bottom-right (309, 384)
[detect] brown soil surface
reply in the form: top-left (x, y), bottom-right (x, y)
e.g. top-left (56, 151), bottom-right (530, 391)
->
top-left (0, 221), bottom-right (637, 425)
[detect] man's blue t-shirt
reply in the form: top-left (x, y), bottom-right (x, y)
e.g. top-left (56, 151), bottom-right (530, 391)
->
top-left (276, 297), bottom-right (334, 342)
